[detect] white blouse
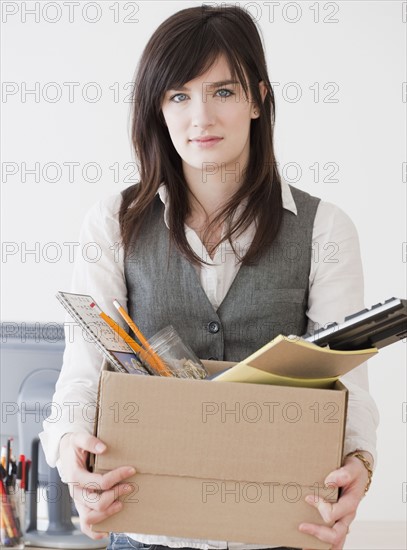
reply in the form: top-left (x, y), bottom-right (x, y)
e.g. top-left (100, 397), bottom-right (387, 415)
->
top-left (39, 179), bottom-right (379, 550)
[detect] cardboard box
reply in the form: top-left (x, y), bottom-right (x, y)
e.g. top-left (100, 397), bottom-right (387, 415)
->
top-left (91, 359), bottom-right (348, 549)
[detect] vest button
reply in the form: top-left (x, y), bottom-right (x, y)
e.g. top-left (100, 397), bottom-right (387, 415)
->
top-left (208, 321), bottom-right (220, 334)
top-left (208, 356), bottom-right (218, 361)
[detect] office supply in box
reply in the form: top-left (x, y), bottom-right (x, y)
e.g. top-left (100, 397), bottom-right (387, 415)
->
top-left (56, 292), bottom-right (149, 375)
top-left (212, 334), bottom-right (377, 383)
top-left (56, 292), bottom-right (208, 379)
top-left (89, 340), bottom-right (377, 549)
top-left (147, 324), bottom-right (208, 379)
top-left (306, 297), bottom-right (407, 350)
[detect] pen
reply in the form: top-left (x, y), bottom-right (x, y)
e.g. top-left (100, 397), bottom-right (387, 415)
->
top-left (5, 460), bottom-right (22, 537)
top-left (113, 299), bottom-right (172, 376)
top-left (17, 454), bottom-right (26, 534)
top-left (0, 476), bottom-right (21, 540)
top-left (6, 438), bottom-right (12, 479)
top-left (19, 455), bottom-right (26, 492)
top-left (90, 302), bottom-right (160, 375)
top-left (25, 460), bottom-right (31, 492)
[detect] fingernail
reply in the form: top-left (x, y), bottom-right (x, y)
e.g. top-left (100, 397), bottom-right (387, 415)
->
top-left (122, 484), bottom-right (132, 493)
top-left (305, 495), bottom-right (316, 504)
top-left (126, 467), bottom-right (136, 475)
top-left (95, 442), bottom-right (106, 453)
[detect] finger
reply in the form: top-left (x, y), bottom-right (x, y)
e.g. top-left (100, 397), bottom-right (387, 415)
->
top-left (61, 432), bottom-right (108, 476)
top-left (70, 432), bottom-right (107, 455)
top-left (299, 518), bottom-right (349, 548)
top-left (305, 494), bottom-right (358, 525)
top-left (75, 500), bottom-right (119, 539)
top-left (305, 492), bottom-right (359, 524)
top-left (80, 498), bottom-right (123, 524)
top-left (305, 495), bottom-right (335, 523)
top-left (68, 462), bottom-right (136, 490)
top-left (80, 481), bottom-right (135, 512)
top-left (302, 514), bottom-right (354, 545)
top-left (68, 467), bottom-right (137, 501)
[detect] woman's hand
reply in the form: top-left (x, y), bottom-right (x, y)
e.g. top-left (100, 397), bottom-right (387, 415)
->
top-left (299, 452), bottom-right (372, 550)
top-left (58, 431), bottom-right (137, 539)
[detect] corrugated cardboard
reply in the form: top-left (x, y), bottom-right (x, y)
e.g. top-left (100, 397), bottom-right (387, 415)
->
top-left (91, 359), bottom-right (349, 549)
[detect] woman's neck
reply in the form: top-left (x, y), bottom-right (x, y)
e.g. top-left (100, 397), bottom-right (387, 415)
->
top-left (184, 176), bottom-right (242, 260)
top-left (184, 169), bottom-right (243, 224)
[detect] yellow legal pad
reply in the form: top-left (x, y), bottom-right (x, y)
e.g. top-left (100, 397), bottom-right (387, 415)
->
top-left (213, 334), bottom-right (378, 388)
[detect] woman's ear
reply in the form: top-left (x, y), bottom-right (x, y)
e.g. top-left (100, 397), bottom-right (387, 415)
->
top-left (251, 80), bottom-right (268, 118)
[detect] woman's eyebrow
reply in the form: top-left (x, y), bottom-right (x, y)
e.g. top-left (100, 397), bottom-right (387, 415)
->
top-left (168, 79), bottom-right (239, 92)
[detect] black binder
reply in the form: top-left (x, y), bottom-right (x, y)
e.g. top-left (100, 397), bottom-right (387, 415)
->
top-left (305, 297), bottom-right (407, 351)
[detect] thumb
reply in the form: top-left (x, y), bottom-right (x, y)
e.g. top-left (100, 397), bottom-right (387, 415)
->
top-left (325, 465), bottom-right (352, 488)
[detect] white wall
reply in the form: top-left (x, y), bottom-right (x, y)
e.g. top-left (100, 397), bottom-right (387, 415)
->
top-left (1, 0), bottom-right (406, 522)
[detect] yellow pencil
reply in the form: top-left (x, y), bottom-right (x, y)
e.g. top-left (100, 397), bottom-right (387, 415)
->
top-left (90, 303), bottom-right (159, 375)
top-left (113, 299), bottom-right (172, 377)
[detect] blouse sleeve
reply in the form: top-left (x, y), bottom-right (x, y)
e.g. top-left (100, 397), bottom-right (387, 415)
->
top-left (307, 200), bottom-right (380, 467)
top-left (39, 193), bottom-right (128, 469)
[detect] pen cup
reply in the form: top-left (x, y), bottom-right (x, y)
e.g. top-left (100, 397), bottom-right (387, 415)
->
top-left (147, 325), bottom-right (208, 379)
top-left (1, 487), bottom-right (25, 548)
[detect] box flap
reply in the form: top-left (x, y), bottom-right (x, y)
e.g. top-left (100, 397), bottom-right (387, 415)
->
top-left (94, 371), bottom-right (346, 487)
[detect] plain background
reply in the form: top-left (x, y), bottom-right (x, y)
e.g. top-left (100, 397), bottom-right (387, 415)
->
top-left (1, 0), bottom-right (406, 525)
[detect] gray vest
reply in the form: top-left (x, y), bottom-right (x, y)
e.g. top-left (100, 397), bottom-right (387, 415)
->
top-left (124, 185), bottom-right (320, 362)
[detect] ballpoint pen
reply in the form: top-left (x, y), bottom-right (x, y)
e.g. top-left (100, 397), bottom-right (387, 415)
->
top-left (17, 455), bottom-right (26, 535)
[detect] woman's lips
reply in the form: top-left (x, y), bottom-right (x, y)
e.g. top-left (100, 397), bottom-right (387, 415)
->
top-left (190, 137), bottom-right (223, 148)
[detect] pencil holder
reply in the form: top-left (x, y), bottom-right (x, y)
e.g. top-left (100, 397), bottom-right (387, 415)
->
top-left (1, 487), bottom-right (25, 548)
top-left (147, 325), bottom-right (208, 379)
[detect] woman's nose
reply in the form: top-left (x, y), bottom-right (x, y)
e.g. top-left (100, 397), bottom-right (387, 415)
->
top-left (191, 98), bottom-right (216, 128)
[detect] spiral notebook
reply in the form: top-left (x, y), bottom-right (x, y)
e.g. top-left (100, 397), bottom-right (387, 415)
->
top-left (56, 291), bottom-right (149, 375)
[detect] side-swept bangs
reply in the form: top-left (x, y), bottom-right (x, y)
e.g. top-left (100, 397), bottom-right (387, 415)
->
top-left (122, 5), bottom-right (282, 267)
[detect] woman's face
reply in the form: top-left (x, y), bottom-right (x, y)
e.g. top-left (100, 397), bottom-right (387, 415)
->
top-left (161, 54), bottom-right (263, 183)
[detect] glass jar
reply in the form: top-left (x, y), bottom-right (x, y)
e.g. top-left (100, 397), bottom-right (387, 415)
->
top-left (0, 485), bottom-right (25, 549)
top-left (147, 325), bottom-right (208, 379)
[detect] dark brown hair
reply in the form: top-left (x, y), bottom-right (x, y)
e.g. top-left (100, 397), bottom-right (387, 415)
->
top-left (120, 4), bottom-right (283, 266)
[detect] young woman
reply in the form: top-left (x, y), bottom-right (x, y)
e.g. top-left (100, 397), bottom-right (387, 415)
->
top-left (40, 5), bottom-right (379, 550)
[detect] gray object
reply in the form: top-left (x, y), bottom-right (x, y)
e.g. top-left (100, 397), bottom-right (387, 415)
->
top-left (1, 323), bottom-right (107, 548)
top-left (125, 185), bottom-right (320, 362)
